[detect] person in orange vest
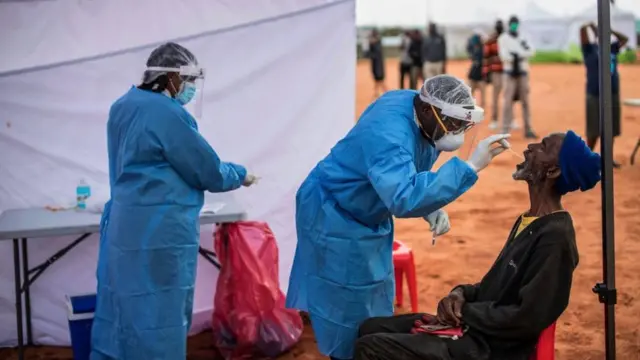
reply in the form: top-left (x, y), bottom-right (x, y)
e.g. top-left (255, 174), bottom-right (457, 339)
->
top-left (483, 20), bottom-right (504, 130)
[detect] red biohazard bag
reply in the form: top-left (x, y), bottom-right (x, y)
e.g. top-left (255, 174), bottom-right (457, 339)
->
top-left (211, 222), bottom-right (303, 359)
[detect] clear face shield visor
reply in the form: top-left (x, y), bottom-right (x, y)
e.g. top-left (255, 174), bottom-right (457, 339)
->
top-left (441, 104), bottom-right (485, 159)
top-left (433, 103), bottom-right (484, 134)
top-left (147, 65), bottom-right (206, 119)
top-left (418, 100), bottom-right (485, 156)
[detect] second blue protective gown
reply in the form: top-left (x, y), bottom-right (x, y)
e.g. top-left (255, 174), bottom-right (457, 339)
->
top-left (285, 90), bottom-right (478, 359)
top-left (90, 87), bottom-right (247, 360)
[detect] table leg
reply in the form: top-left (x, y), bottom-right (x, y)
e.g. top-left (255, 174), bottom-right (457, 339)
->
top-left (13, 238), bottom-right (24, 360)
top-left (21, 238), bottom-right (33, 345)
top-left (198, 247), bottom-right (221, 269)
top-left (25, 233), bottom-right (91, 288)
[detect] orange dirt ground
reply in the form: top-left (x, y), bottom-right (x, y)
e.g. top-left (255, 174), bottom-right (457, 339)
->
top-left (2, 59), bottom-right (639, 360)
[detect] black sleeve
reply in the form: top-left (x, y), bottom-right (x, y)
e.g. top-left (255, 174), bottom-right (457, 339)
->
top-left (452, 283), bottom-right (480, 302)
top-left (461, 230), bottom-right (576, 340)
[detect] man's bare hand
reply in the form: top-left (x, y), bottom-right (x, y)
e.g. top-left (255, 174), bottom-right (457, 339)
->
top-left (242, 174), bottom-right (259, 187)
top-left (436, 288), bottom-right (465, 326)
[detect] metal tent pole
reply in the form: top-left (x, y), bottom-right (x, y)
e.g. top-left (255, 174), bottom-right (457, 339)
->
top-left (592, 0), bottom-right (617, 359)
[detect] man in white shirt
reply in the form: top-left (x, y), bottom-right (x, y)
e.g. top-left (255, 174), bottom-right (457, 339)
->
top-left (498, 15), bottom-right (538, 139)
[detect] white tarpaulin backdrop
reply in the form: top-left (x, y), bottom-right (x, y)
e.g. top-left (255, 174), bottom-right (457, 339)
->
top-left (0, 0), bottom-right (355, 346)
top-left (522, 4), bottom-right (637, 52)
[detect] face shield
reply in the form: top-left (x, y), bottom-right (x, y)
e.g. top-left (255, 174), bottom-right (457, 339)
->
top-left (436, 103), bottom-right (484, 153)
top-left (418, 92), bottom-right (484, 152)
top-left (147, 65), bottom-right (206, 119)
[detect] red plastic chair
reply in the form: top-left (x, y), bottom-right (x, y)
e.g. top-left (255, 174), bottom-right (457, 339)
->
top-left (531, 322), bottom-right (556, 360)
top-left (393, 240), bottom-right (418, 312)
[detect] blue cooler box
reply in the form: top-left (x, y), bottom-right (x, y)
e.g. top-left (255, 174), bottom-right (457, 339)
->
top-left (66, 293), bottom-right (96, 360)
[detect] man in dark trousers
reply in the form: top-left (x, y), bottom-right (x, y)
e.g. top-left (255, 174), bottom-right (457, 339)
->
top-left (580, 22), bottom-right (628, 168)
top-left (408, 30), bottom-right (424, 89)
top-left (422, 22), bottom-right (447, 79)
top-left (353, 131), bottom-right (602, 360)
top-left (399, 31), bottom-right (414, 89)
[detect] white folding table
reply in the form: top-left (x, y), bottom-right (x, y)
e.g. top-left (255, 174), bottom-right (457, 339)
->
top-left (0, 203), bottom-right (247, 360)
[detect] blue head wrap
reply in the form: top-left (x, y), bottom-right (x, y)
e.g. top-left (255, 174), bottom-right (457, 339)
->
top-left (555, 131), bottom-right (601, 195)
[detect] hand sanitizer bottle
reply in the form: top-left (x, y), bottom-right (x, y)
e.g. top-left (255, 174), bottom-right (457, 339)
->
top-left (76, 179), bottom-right (91, 210)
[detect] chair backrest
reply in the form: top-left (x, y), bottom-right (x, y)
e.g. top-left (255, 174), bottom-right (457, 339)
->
top-left (393, 239), bottom-right (411, 255)
top-left (531, 322), bottom-right (556, 360)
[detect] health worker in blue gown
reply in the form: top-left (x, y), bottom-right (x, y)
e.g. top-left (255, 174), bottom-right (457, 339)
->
top-left (286, 75), bottom-right (512, 360)
top-left (90, 42), bottom-right (258, 360)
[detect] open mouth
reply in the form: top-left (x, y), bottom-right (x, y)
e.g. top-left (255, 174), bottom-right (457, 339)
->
top-left (515, 151), bottom-right (530, 170)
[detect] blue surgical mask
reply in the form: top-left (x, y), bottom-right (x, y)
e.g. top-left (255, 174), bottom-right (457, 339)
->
top-left (175, 81), bottom-right (196, 106)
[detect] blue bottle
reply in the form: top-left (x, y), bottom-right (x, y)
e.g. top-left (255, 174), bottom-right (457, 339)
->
top-left (76, 179), bottom-right (91, 210)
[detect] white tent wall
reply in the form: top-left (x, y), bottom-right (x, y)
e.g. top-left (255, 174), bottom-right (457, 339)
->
top-left (566, 5), bottom-right (638, 50)
top-left (440, 3), bottom-right (563, 58)
top-left (0, 0), bottom-right (356, 347)
top-left (520, 20), bottom-right (573, 52)
top-left (520, 5), bottom-right (637, 52)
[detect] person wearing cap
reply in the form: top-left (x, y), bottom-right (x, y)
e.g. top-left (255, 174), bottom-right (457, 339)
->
top-left (90, 42), bottom-right (256, 360)
top-left (354, 131), bottom-right (600, 360)
top-left (285, 75), bottom-right (511, 360)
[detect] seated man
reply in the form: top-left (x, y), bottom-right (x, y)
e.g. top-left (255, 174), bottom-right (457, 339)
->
top-left (354, 131), bottom-right (601, 360)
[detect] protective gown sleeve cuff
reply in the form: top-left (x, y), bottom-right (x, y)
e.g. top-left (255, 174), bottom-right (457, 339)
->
top-left (450, 156), bottom-right (479, 184)
top-left (228, 163), bottom-right (248, 187)
top-left (452, 284), bottom-right (478, 302)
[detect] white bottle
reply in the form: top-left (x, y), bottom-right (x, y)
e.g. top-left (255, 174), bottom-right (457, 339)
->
top-left (76, 179), bottom-right (91, 210)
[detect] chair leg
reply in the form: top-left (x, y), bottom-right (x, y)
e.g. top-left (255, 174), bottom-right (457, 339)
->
top-left (395, 266), bottom-right (404, 307)
top-left (406, 254), bottom-right (418, 313)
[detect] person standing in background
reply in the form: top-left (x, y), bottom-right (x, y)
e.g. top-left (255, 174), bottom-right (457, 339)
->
top-left (498, 16), bottom-right (538, 139)
top-left (422, 22), bottom-right (447, 79)
top-left (367, 29), bottom-right (387, 98)
top-left (483, 20), bottom-right (505, 130)
top-left (409, 30), bottom-right (424, 89)
top-left (467, 30), bottom-right (485, 107)
top-left (580, 22), bottom-right (628, 168)
top-left (399, 31), bottom-right (413, 89)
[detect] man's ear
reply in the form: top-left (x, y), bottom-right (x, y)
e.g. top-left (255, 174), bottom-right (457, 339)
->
top-left (547, 166), bottom-right (561, 179)
top-left (420, 103), bottom-right (431, 116)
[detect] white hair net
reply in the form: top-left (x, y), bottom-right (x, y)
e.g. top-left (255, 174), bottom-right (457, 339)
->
top-left (142, 42), bottom-right (198, 84)
top-left (419, 75), bottom-right (474, 109)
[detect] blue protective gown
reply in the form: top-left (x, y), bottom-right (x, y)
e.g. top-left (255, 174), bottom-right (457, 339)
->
top-left (285, 90), bottom-right (478, 359)
top-left (90, 87), bottom-right (247, 360)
